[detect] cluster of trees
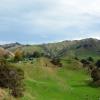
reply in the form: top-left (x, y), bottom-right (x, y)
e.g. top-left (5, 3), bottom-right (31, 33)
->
top-left (13, 49), bottom-right (42, 62)
top-left (0, 58), bottom-right (24, 98)
top-left (80, 57), bottom-right (100, 86)
top-left (24, 51), bottom-right (42, 59)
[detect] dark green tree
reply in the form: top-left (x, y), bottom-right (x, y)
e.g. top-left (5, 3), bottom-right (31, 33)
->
top-left (95, 60), bottom-right (100, 68)
top-left (33, 51), bottom-right (41, 58)
top-left (80, 59), bottom-right (90, 67)
top-left (87, 57), bottom-right (94, 62)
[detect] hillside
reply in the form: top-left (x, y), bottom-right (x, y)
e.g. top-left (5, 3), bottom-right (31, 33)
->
top-left (41, 38), bottom-right (100, 58)
top-left (1, 38), bottom-right (100, 58)
top-left (0, 47), bottom-right (14, 58)
top-left (4, 57), bottom-right (100, 100)
top-left (0, 38), bottom-right (100, 100)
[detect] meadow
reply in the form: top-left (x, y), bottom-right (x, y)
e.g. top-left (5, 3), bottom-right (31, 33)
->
top-left (10, 57), bottom-right (100, 100)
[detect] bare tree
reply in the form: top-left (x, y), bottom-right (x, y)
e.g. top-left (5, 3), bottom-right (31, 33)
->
top-left (42, 44), bottom-right (68, 67)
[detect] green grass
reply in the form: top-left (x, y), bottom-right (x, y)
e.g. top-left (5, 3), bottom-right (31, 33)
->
top-left (12, 57), bottom-right (100, 100)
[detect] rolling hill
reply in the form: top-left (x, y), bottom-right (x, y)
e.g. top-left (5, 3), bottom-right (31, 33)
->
top-left (4, 57), bottom-right (100, 100)
top-left (0, 38), bottom-right (100, 100)
top-left (0, 38), bottom-right (100, 58)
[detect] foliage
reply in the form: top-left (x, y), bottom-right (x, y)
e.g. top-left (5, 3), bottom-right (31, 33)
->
top-left (42, 44), bottom-right (67, 66)
top-left (32, 51), bottom-right (41, 58)
top-left (91, 68), bottom-right (100, 82)
top-left (50, 58), bottom-right (62, 67)
top-left (24, 51), bottom-right (41, 60)
top-left (14, 49), bottom-right (24, 62)
top-left (95, 60), bottom-right (100, 68)
top-left (80, 59), bottom-right (90, 67)
top-left (74, 57), bottom-right (79, 60)
top-left (87, 57), bottom-right (94, 62)
top-left (0, 59), bottom-right (24, 98)
top-left (42, 44), bottom-right (68, 59)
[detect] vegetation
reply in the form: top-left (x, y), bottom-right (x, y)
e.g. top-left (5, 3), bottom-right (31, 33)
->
top-left (80, 58), bottom-right (100, 87)
top-left (87, 57), bottom-right (94, 62)
top-left (90, 60), bottom-right (100, 87)
top-left (95, 60), bottom-right (100, 68)
top-left (16, 57), bottom-right (100, 100)
top-left (0, 38), bottom-right (100, 99)
top-left (14, 49), bottom-right (24, 62)
top-left (42, 44), bottom-right (68, 67)
top-left (80, 59), bottom-right (90, 67)
top-left (0, 58), bottom-right (24, 98)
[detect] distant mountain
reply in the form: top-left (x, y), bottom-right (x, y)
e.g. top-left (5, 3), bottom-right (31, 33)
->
top-left (40, 38), bottom-right (100, 58)
top-left (0, 42), bottom-right (22, 49)
top-left (0, 38), bottom-right (100, 58)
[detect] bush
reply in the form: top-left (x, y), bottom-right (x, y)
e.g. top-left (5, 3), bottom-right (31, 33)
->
top-left (51, 58), bottom-right (62, 67)
top-left (74, 57), bottom-right (79, 60)
top-left (95, 60), bottom-right (100, 68)
top-left (91, 68), bottom-right (100, 81)
top-left (80, 59), bottom-right (90, 67)
top-left (87, 57), bottom-right (94, 62)
top-left (14, 49), bottom-right (24, 62)
top-left (33, 51), bottom-right (41, 58)
top-left (0, 59), bottom-right (24, 98)
top-left (24, 51), bottom-right (41, 59)
top-left (91, 68), bottom-right (100, 87)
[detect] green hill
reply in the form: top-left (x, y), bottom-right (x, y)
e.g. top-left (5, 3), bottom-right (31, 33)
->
top-left (4, 57), bottom-right (99, 100)
top-left (1, 38), bottom-right (100, 58)
top-left (1, 38), bottom-right (100, 100)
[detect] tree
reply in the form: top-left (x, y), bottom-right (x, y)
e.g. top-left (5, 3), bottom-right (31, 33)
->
top-left (33, 51), bottom-right (41, 58)
top-left (42, 44), bottom-right (67, 67)
top-left (80, 59), bottom-right (90, 67)
top-left (87, 57), bottom-right (94, 62)
top-left (95, 60), bottom-right (100, 68)
top-left (14, 49), bottom-right (23, 62)
top-left (74, 57), bottom-right (79, 60)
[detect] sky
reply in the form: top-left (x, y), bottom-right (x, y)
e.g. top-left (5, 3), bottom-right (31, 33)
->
top-left (0, 0), bottom-right (100, 44)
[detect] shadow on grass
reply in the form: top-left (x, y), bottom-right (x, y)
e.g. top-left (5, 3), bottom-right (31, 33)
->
top-left (71, 80), bottom-right (100, 88)
top-left (71, 84), bottom-right (88, 88)
top-left (88, 81), bottom-right (100, 88)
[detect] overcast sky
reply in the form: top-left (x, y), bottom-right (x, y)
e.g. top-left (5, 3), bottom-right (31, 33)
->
top-left (0, 0), bottom-right (100, 44)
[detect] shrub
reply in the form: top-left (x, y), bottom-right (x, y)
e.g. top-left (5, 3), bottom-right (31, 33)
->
top-left (80, 59), bottom-right (90, 67)
top-left (33, 51), bottom-right (41, 58)
top-left (14, 49), bottom-right (24, 62)
top-left (87, 57), bottom-right (94, 62)
top-left (51, 58), bottom-right (62, 67)
top-left (0, 59), bottom-right (24, 98)
top-left (24, 51), bottom-right (41, 60)
top-left (74, 57), bottom-right (79, 60)
top-left (95, 60), bottom-right (100, 68)
top-left (91, 68), bottom-right (100, 81)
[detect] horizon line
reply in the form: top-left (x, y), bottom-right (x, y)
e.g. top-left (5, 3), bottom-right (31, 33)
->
top-left (0, 37), bottom-right (99, 45)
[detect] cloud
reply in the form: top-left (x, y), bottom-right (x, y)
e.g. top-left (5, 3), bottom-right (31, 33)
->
top-left (0, 0), bottom-right (100, 44)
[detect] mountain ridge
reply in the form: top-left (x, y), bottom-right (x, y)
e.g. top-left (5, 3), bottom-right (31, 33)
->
top-left (0, 38), bottom-right (100, 58)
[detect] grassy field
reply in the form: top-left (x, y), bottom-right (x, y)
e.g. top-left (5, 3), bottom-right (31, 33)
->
top-left (5, 57), bottom-right (98, 100)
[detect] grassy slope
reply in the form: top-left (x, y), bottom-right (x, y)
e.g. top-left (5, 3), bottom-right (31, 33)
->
top-left (9, 57), bottom-right (100, 100)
